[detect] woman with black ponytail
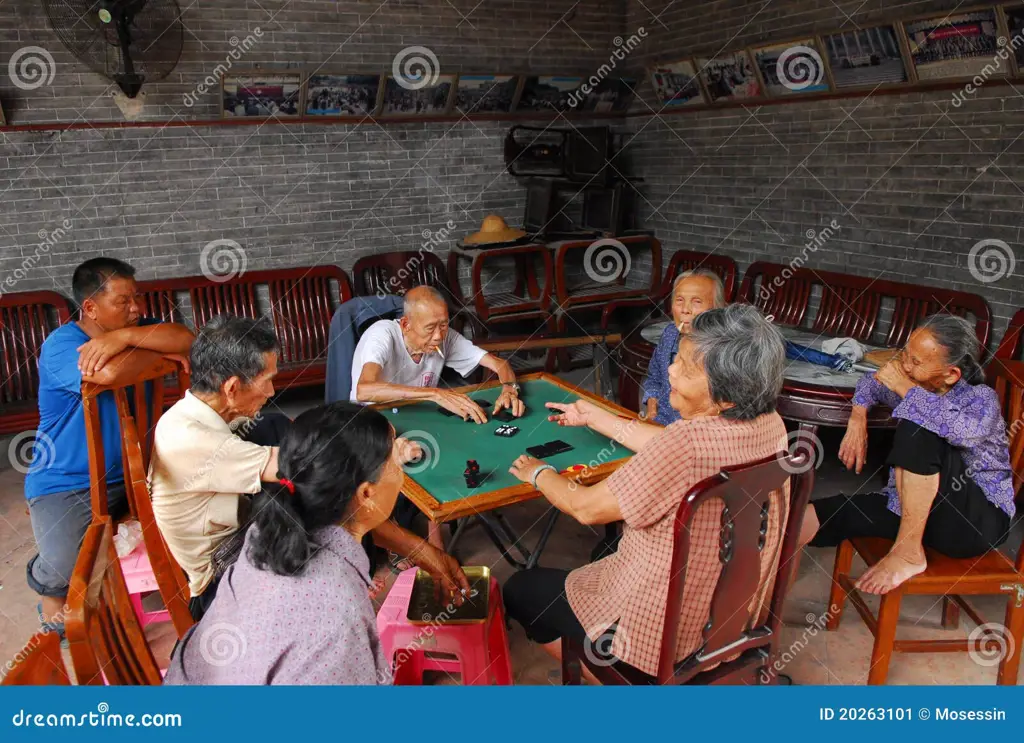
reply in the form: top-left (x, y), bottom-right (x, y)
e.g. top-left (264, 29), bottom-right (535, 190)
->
top-left (165, 402), bottom-right (409, 685)
top-left (800, 314), bottom-right (1015, 595)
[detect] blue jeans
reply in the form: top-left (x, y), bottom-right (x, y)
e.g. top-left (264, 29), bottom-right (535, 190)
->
top-left (26, 484), bottom-right (128, 598)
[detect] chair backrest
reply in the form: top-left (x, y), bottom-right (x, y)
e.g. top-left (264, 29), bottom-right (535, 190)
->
top-left (660, 447), bottom-right (814, 684)
top-left (353, 250), bottom-right (451, 299)
top-left (995, 309), bottom-right (1023, 361)
top-left (0, 290), bottom-right (73, 407)
top-left (81, 357), bottom-right (195, 638)
top-left (989, 359), bottom-right (1024, 514)
top-left (661, 250), bottom-right (738, 303)
top-left (1, 631), bottom-right (71, 685)
top-left (66, 518), bottom-right (163, 685)
top-left (739, 262), bottom-right (991, 348)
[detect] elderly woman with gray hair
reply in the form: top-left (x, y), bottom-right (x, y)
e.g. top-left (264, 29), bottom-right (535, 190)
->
top-left (641, 268), bottom-right (727, 426)
top-left (503, 305), bottom-right (790, 677)
top-left (800, 314), bottom-right (1015, 595)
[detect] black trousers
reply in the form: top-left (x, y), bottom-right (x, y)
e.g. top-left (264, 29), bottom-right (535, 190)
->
top-left (811, 420), bottom-right (1011, 559)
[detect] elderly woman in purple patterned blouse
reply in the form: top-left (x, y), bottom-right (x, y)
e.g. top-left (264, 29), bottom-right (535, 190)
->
top-left (799, 314), bottom-right (1015, 595)
top-left (164, 402), bottom-right (456, 685)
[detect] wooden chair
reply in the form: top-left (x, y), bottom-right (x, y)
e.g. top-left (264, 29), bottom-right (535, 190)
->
top-left (738, 262), bottom-right (992, 348)
top-left (562, 447), bottom-right (814, 685)
top-left (0, 289), bottom-right (74, 434)
top-left (825, 359), bottom-right (1024, 685)
top-left (1, 631), bottom-right (71, 685)
top-left (66, 518), bottom-right (164, 685)
top-left (82, 356), bottom-right (194, 638)
top-left (995, 309), bottom-right (1023, 361)
top-left (599, 249), bottom-right (739, 335)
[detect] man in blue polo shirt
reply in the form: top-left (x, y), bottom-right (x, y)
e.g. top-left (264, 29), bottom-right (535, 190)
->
top-left (25, 257), bottom-right (194, 637)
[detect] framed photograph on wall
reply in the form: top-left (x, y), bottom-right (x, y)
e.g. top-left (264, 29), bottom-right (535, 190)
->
top-left (903, 10), bottom-right (1005, 81)
top-left (453, 74), bottom-right (521, 114)
top-left (516, 76), bottom-right (583, 113)
top-left (303, 74), bottom-right (382, 116)
top-left (649, 60), bottom-right (705, 107)
top-left (696, 51), bottom-right (761, 102)
top-left (221, 71), bottom-right (302, 118)
top-left (823, 25), bottom-right (910, 88)
top-left (752, 40), bottom-right (831, 96)
top-left (1002, 5), bottom-right (1024, 71)
top-left (380, 73), bottom-right (456, 115)
top-left (577, 77), bottom-right (638, 112)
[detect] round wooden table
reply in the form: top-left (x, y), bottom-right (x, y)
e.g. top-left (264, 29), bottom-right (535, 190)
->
top-left (618, 322), bottom-right (895, 434)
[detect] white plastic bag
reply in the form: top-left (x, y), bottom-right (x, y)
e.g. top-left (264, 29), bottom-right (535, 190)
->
top-left (113, 520), bottom-right (144, 558)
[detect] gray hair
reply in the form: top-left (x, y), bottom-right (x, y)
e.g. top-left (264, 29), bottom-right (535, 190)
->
top-left (190, 315), bottom-right (280, 394)
top-left (688, 305), bottom-right (785, 420)
top-left (673, 268), bottom-right (726, 308)
top-left (403, 285), bottom-right (446, 317)
top-left (918, 314), bottom-right (984, 385)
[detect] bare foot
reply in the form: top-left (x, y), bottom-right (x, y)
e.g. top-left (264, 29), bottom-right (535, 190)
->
top-left (856, 551), bottom-right (927, 594)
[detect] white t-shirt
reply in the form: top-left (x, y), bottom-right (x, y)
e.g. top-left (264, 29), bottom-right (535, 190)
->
top-left (349, 319), bottom-right (488, 402)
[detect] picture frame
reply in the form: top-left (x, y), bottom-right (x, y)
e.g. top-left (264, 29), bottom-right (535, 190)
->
top-left (649, 60), bottom-right (706, 107)
top-left (452, 74), bottom-right (522, 115)
top-left (902, 9), bottom-right (1005, 82)
top-left (221, 71), bottom-right (303, 119)
top-left (1001, 4), bottom-right (1024, 72)
top-left (380, 73), bottom-right (456, 116)
top-left (822, 24), bottom-right (911, 89)
top-left (576, 77), bottom-right (638, 113)
top-left (515, 76), bottom-right (584, 113)
top-left (752, 39), bottom-right (831, 96)
top-left (695, 51), bottom-right (762, 103)
top-left (303, 74), bottom-right (382, 117)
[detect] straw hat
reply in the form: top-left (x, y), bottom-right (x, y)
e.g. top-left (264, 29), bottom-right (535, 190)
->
top-left (462, 215), bottom-right (527, 246)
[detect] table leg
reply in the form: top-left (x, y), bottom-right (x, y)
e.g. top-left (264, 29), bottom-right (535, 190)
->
top-left (593, 342), bottom-right (615, 402)
top-left (444, 509), bottom-right (561, 571)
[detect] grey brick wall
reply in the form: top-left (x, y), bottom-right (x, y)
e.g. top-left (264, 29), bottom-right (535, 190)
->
top-left (621, 0), bottom-right (1023, 345)
top-left (0, 0), bottom-right (625, 299)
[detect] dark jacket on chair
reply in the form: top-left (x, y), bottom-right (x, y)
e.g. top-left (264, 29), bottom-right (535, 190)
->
top-left (325, 295), bottom-right (404, 403)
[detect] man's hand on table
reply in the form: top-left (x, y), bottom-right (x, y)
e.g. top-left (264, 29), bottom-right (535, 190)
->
top-left (432, 389), bottom-right (488, 423)
top-left (546, 399), bottom-right (597, 427)
top-left (508, 454), bottom-right (550, 485)
top-left (839, 407), bottom-right (868, 474)
top-left (494, 387), bottom-right (525, 417)
top-left (411, 543), bottom-right (472, 606)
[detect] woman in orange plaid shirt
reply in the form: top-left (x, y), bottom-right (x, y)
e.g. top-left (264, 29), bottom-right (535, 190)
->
top-left (505, 304), bottom-right (790, 679)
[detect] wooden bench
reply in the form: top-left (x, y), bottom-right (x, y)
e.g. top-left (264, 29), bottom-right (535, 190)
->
top-left (739, 261), bottom-right (992, 348)
top-left (0, 290), bottom-right (73, 434)
top-left (137, 265), bottom-right (353, 391)
top-left (995, 308), bottom-right (1023, 361)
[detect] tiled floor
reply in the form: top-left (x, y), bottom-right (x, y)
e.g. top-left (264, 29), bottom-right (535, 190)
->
top-left (0, 381), bottom-right (1020, 685)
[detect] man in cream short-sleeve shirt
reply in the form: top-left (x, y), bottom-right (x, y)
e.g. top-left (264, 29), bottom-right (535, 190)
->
top-left (351, 286), bottom-right (526, 422)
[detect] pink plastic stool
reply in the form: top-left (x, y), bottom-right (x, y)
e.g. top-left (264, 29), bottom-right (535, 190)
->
top-left (376, 569), bottom-right (513, 685)
top-left (118, 542), bottom-right (171, 628)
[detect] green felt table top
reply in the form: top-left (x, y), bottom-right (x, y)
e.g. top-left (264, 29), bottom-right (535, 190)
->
top-left (378, 378), bottom-right (629, 504)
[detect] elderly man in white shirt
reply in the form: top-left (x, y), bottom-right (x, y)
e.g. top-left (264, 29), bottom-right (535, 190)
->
top-left (351, 285), bottom-right (525, 421)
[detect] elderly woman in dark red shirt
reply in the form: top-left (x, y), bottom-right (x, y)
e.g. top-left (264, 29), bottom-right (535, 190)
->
top-left (504, 304), bottom-right (791, 676)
